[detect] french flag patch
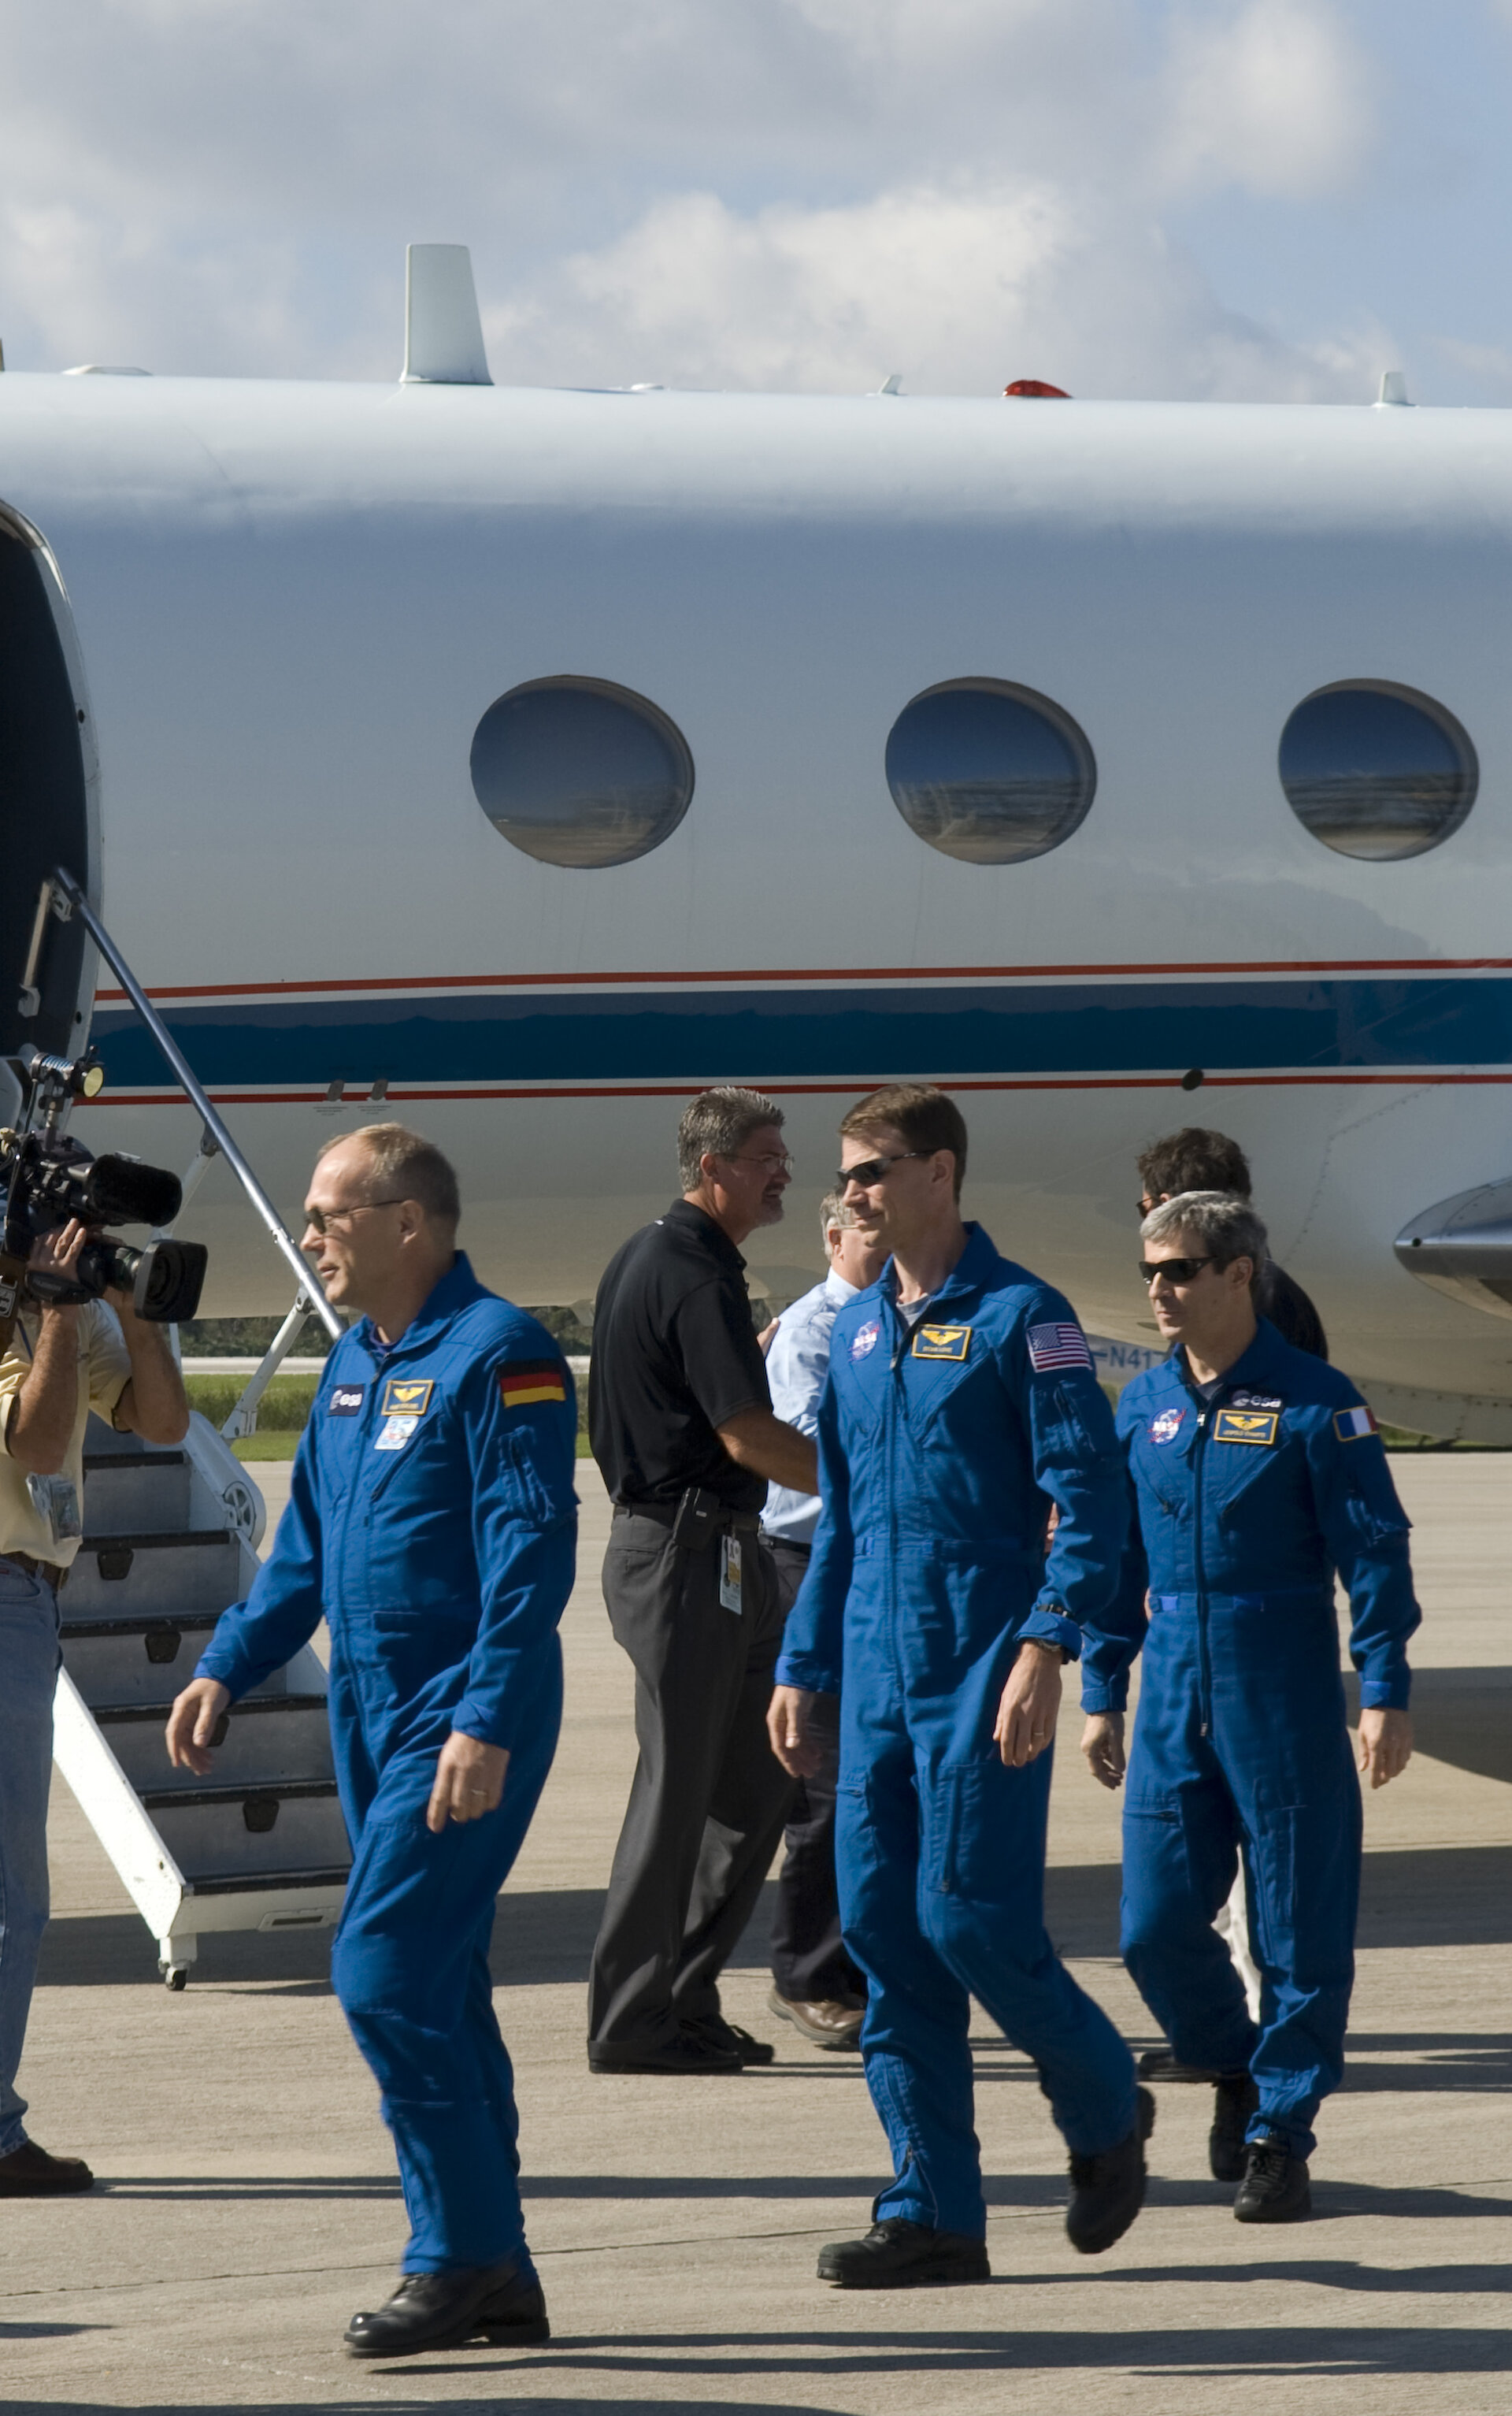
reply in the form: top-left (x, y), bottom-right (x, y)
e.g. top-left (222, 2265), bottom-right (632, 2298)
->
top-left (1333, 1405), bottom-right (1377, 1442)
top-left (1027, 1321), bottom-right (1094, 1374)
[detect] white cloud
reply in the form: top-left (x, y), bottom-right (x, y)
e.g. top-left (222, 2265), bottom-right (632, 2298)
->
top-left (488, 179), bottom-right (1390, 402)
top-left (1160, 0), bottom-right (1373, 199)
top-left (0, 0), bottom-right (1391, 397)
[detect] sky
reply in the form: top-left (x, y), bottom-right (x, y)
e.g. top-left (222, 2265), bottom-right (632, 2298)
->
top-left (4, 0), bottom-right (1512, 403)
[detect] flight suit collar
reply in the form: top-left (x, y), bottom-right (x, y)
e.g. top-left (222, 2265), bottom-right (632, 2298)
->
top-left (1174, 1314), bottom-right (1287, 1405)
top-left (350, 1251), bottom-right (488, 1368)
top-left (878, 1220), bottom-right (994, 1323)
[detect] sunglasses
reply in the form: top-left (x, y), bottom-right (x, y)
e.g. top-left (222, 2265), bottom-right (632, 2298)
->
top-left (1139, 1256), bottom-right (1214, 1286)
top-left (303, 1196), bottom-right (407, 1238)
top-left (837, 1150), bottom-right (929, 1189)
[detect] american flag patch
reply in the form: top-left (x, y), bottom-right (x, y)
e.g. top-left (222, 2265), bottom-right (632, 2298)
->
top-left (1333, 1405), bottom-right (1377, 1442)
top-left (498, 1359), bottom-right (568, 1410)
top-left (1027, 1321), bottom-right (1093, 1374)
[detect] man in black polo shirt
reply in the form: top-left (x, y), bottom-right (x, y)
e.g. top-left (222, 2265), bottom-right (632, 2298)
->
top-left (587, 1087), bottom-right (819, 2074)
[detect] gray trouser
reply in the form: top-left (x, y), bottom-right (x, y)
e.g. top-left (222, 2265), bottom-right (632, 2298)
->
top-left (587, 1511), bottom-right (794, 2052)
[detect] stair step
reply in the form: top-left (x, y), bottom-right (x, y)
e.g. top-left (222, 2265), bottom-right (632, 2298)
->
top-left (94, 1694), bottom-right (328, 1726)
top-left (190, 1867), bottom-right (350, 1898)
top-left (139, 1779), bottom-right (338, 1813)
top-left (83, 1449), bottom-right (188, 1471)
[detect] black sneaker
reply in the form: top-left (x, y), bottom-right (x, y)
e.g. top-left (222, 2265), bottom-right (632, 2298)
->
top-left (1066, 2086), bottom-right (1155, 2255)
top-left (587, 2030), bottom-right (741, 2075)
top-left (1137, 2047), bottom-right (1225, 2084)
top-left (817, 2217), bottom-right (990, 2289)
top-left (1210, 2074), bottom-right (1261, 2184)
top-left (683, 2017), bottom-right (775, 2067)
top-left (1233, 2136), bottom-right (1311, 2223)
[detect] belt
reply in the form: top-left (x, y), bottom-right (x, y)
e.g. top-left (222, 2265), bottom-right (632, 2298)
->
top-left (760, 1533), bottom-right (812, 1558)
top-left (613, 1501), bottom-right (762, 1535)
top-left (1149, 1587), bottom-right (1329, 1614)
top-left (2, 1551), bottom-right (67, 1590)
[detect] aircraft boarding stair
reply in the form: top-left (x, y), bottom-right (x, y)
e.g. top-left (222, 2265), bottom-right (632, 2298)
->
top-left (54, 1412), bottom-right (350, 1985)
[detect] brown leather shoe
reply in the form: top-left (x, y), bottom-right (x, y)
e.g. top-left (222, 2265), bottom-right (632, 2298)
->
top-left (768, 1987), bottom-right (865, 2050)
top-left (0, 2140), bottom-right (94, 2195)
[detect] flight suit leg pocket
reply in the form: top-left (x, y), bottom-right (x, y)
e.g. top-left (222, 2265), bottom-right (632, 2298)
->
top-left (934, 1754), bottom-right (1050, 1910)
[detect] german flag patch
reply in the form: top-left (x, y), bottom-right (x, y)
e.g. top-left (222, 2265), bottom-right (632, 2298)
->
top-left (498, 1359), bottom-right (568, 1411)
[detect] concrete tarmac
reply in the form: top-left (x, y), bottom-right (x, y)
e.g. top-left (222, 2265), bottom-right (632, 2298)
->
top-left (8, 1457), bottom-right (1511, 2412)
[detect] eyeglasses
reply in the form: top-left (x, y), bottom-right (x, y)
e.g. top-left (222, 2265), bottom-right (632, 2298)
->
top-left (303, 1197), bottom-right (407, 1237)
top-left (724, 1151), bottom-right (793, 1175)
top-left (1139, 1256), bottom-right (1214, 1286)
top-left (837, 1151), bottom-right (929, 1189)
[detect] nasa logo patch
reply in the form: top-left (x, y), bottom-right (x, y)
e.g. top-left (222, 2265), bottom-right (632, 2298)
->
top-left (850, 1320), bottom-right (881, 1363)
top-left (1148, 1406), bottom-right (1186, 1446)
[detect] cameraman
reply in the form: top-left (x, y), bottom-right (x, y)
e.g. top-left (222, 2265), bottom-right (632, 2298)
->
top-left (0, 1216), bottom-right (187, 2195)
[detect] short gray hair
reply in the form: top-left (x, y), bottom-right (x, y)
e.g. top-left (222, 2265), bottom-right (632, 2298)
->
top-left (317, 1123), bottom-right (461, 1232)
top-left (678, 1087), bottom-right (784, 1193)
top-left (1141, 1189), bottom-right (1268, 1292)
top-left (820, 1189), bottom-right (858, 1241)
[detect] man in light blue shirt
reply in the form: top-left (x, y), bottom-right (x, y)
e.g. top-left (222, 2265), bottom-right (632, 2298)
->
top-left (763, 1193), bottom-right (887, 2048)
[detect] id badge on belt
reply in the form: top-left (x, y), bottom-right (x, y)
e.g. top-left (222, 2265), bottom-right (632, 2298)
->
top-left (718, 1532), bottom-right (743, 1614)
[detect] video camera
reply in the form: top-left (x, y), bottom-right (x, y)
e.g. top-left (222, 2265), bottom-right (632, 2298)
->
top-left (0, 1047), bottom-right (207, 1340)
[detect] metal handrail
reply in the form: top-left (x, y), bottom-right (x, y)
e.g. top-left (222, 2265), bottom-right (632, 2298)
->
top-left (51, 865), bottom-right (341, 1343)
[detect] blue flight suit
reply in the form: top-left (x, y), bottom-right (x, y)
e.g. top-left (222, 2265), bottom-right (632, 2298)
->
top-left (1084, 1319), bottom-right (1420, 2159)
top-left (195, 1254), bottom-right (577, 2277)
top-left (776, 1223), bottom-right (1137, 2240)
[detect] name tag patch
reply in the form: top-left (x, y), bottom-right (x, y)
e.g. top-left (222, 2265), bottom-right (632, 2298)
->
top-left (375, 1415), bottom-right (419, 1453)
top-left (1212, 1408), bottom-right (1279, 1447)
top-left (1334, 1405), bottom-right (1378, 1442)
top-left (498, 1359), bottom-right (568, 1410)
top-left (1148, 1406), bottom-right (1186, 1446)
top-left (328, 1384), bottom-right (365, 1417)
top-left (911, 1323), bottom-right (971, 1362)
top-left (850, 1320), bottom-right (880, 1362)
top-left (381, 1377), bottom-right (435, 1418)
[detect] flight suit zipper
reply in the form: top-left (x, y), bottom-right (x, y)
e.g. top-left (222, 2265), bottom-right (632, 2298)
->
top-left (1191, 1405), bottom-right (1214, 1738)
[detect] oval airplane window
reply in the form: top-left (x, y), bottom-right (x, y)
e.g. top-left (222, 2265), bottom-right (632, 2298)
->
top-left (471, 677), bottom-right (695, 869)
top-left (885, 680), bottom-right (1096, 865)
top-left (1279, 681), bottom-right (1477, 862)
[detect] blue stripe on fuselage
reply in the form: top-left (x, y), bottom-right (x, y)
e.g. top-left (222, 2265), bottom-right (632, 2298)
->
top-left (86, 974), bottom-right (1512, 1090)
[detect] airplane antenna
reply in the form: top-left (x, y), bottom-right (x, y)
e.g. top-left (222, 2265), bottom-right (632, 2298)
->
top-left (1375, 370), bottom-right (1412, 409)
top-left (400, 244), bottom-right (493, 387)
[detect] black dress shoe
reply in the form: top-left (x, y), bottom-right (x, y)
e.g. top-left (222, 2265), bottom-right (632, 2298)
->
top-left (587, 2030), bottom-right (741, 2075)
top-left (684, 2017), bottom-right (775, 2066)
top-left (1210, 2074), bottom-right (1261, 2184)
top-left (1066, 2086), bottom-right (1155, 2255)
top-left (344, 2258), bottom-right (546, 2358)
top-left (1233, 2136), bottom-right (1311, 2223)
top-left (0, 2140), bottom-right (94, 2195)
top-left (817, 2217), bottom-right (990, 2289)
top-left (1137, 2047), bottom-right (1225, 2084)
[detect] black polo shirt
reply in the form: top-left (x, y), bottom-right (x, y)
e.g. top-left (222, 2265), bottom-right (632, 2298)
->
top-left (589, 1200), bottom-right (771, 1512)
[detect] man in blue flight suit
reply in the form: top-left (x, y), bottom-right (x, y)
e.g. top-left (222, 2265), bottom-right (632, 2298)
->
top-left (769, 1085), bottom-right (1151, 2289)
top-left (1081, 1191), bottom-right (1418, 2223)
top-left (165, 1126), bottom-right (576, 2357)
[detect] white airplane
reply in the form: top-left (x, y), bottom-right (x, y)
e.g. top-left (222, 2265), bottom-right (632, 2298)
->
top-left (3, 247), bottom-right (1511, 1437)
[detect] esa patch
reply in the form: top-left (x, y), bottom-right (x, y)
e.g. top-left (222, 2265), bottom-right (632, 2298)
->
top-left (328, 1384), bottom-right (365, 1416)
top-left (1026, 1321), bottom-right (1094, 1374)
top-left (1230, 1391), bottom-right (1282, 1412)
top-left (911, 1323), bottom-right (971, 1362)
top-left (850, 1320), bottom-right (881, 1362)
top-left (1334, 1405), bottom-right (1378, 1442)
top-left (1212, 1408), bottom-right (1280, 1447)
top-left (375, 1415), bottom-right (418, 1453)
top-left (1148, 1405), bottom-right (1186, 1446)
top-left (381, 1377), bottom-right (435, 1418)
top-left (498, 1360), bottom-right (568, 1410)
